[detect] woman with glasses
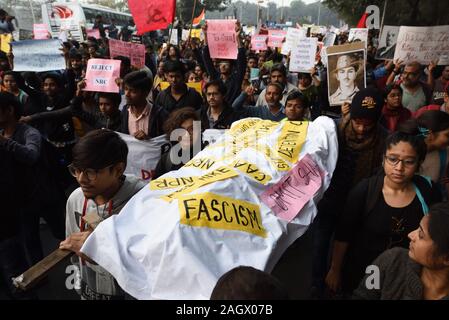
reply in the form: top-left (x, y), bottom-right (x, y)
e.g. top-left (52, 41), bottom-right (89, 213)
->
top-left (399, 111), bottom-right (449, 199)
top-left (325, 130), bottom-right (441, 298)
top-left (353, 202), bottom-right (449, 300)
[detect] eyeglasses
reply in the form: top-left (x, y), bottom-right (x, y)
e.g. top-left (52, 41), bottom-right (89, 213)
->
top-left (67, 164), bottom-right (113, 181)
top-left (384, 155), bottom-right (418, 168)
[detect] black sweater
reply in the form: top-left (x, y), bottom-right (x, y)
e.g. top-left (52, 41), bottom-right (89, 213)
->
top-left (118, 104), bottom-right (168, 139)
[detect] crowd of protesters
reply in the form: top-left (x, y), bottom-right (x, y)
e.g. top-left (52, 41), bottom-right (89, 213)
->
top-left (1, 9), bottom-right (449, 300)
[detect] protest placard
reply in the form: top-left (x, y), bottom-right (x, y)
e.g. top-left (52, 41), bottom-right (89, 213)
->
top-left (0, 34), bottom-right (12, 53)
top-left (86, 28), bottom-right (101, 39)
top-left (250, 68), bottom-right (260, 81)
top-left (33, 24), bottom-right (49, 40)
top-left (326, 42), bottom-right (366, 106)
top-left (207, 20), bottom-right (238, 60)
top-left (182, 29), bottom-right (190, 41)
top-left (323, 32), bottom-right (337, 47)
top-left (128, 0), bottom-right (176, 34)
top-left (12, 39), bottom-right (66, 72)
top-left (348, 28), bottom-right (368, 47)
top-left (393, 25), bottom-right (449, 65)
top-left (289, 37), bottom-right (318, 73)
top-left (109, 39), bottom-right (145, 69)
top-left (251, 35), bottom-right (268, 51)
top-left (170, 29), bottom-right (178, 45)
top-left (375, 25), bottom-right (399, 60)
top-left (268, 30), bottom-right (286, 48)
top-left (84, 59), bottom-right (121, 93)
top-left (190, 29), bottom-right (202, 39)
top-left (281, 27), bottom-right (306, 55)
top-left (160, 81), bottom-right (203, 95)
top-left (260, 154), bottom-right (325, 222)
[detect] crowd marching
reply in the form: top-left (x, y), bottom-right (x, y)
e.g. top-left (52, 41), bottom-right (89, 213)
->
top-left (1, 5), bottom-right (449, 301)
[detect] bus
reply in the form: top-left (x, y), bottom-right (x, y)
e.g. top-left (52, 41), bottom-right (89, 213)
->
top-left (41, 2), bottom-right (132, 41)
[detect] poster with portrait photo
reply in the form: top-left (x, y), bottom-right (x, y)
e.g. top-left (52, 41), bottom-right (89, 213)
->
top-left (375, 25), bottom-right (399, 60)
top-left (326, 42), bottom-right (366, 106)
top-left (348, 28), bottom-right (369, 47)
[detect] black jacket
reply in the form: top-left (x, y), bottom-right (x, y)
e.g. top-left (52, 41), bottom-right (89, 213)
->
top-left (154, 85), bottom-right (203, 114)
top-left (202, 46), bottom-right (247, 104)
top-left (197, 104), bottom-right (242, 130)
top-left (119, 104), bottom-right (168, 138)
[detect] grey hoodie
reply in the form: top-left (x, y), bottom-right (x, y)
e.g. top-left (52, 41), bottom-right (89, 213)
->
top-left (65, 175), bottom-right (146, 300)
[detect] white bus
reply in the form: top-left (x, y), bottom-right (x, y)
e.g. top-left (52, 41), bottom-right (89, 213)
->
top-left (41, 2), bottom-right (132, 41)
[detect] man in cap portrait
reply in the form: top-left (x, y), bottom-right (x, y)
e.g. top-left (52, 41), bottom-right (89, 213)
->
top-left (329, 54), bottom-right (363, 105)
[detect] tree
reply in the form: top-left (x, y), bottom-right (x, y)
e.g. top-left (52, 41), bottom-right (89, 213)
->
top-left (176, 0), bottom-right (230, 25)
top-left (323, 0), bottom-right (449, 26)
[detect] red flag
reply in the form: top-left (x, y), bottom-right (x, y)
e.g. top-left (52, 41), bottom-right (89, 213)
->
top-left (356, 12), bottom-right (368, 28)
top-left (128, 0), bottom-right (176, 35)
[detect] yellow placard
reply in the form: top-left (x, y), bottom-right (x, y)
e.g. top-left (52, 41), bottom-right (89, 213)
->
top-left (0, 34), bottom-right (12, 53)
top-left (253, 144), bottom-right (291, 172)
top-left (231, 159), bottom-right (271, 185)
top-left (161, 166), bottom-right (238, 202)
top-left (275, 121), bottom-right (309, 164)
top-left (184, 157), bottom-right (217, 170)
top-left (150, 176), bottom-right (198, 191)
top-left (190, 29), bottom-right (202, 39)
top-left (159, 81), bottom-right (203, 95)
top-left (178, 192), bottom-right (267, 238)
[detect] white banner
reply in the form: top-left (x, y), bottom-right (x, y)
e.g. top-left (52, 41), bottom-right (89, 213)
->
top-left (170, 29), bottom-right (178, 45)
top-left (394, 25), bottom-right (449, 65)
top-left (81, 117), bottom-right (338, 300)
top-left (281, 27), bottom-right (307, 56)
top-left (289, 37), bottom-right (318, 73)
top-left (116, 133), bottom-right (168, 181)
top-left (12, 39), bottom-right (66, 72)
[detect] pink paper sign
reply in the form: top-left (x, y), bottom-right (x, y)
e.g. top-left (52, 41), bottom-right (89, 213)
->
top-left (268, 30), bottom-right (286, 48)
top-left (251, 35), bottom-right (268, 51)
top-left (84, 59), bottom-right (121, 93)
top-left (109, 39), bottom-right (145, 69)
top-left (33, 24), bottom-right (49, 40)
top-left (86, 28), bottom-right (101, 39)
top-left (207, 19), bottom-right (238, 60)
top-left (260, 154), bottom-right (325, 222)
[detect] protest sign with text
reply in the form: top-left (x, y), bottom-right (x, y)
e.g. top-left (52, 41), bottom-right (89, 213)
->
top-left (86, 28), bottom-right (101, 39)
top-left (394, 25), bottom-right (449, 65)
top-left (12, 39), bottom-right (66, 72)
top-left (281, 28), bottom-right (306, 55)
top-left (109, 39), bottom-right (145, 69)
top-left (128, 0), bottom-right (176, 34)
top-left (33, 24), bottom-right (49, 40)
top-left (289, 37), bottom-right (318, 73)
top-left (84, 59), bottom-right (121, 93)
top-left (251, 35), bottom-right (268, 51)
top-left (207, 20), bottom-right (238, 60)
top-left (268, 30), bottom-right (287, 48)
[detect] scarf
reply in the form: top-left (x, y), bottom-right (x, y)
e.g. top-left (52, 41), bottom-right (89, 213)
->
top-left (339, 114), bottom-right (385, 185)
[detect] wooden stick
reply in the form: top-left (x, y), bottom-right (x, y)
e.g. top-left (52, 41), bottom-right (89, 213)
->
top-left (188, 0), bottom-right (199, 39)
top-left (12, 249), bottom-right (73, 291)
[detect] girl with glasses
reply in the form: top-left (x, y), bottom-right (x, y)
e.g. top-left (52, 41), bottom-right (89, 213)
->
top-left (325, 130), bottom-right (441, 298)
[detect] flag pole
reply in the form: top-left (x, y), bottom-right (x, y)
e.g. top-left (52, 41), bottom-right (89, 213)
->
top-left (188, 0), bottom-right (199, 39)
top-left (168, 1), bottom-right (177, 44)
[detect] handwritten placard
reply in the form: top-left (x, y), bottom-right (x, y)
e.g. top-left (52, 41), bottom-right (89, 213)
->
top-left (84, 59), bottom-right (121, 93)
top-left (0, 33), bottom-right (12, 53)
top-left (394, 25), bottom-right (449, 65)
top-left (289, 37), bottom-right (318, 73)
top-left (251, 35), bottom-right (268, 51)
top-left (260, 154), bottom-right (324, 222)
top-left (207, 20), bottom-right (238, 60)
top-left (33, 24), bottom-right (49, 40)
top-left (12, 39), bottom-right (65, 72)
top-left (268, 30), bottom-right (286, 48)
top-left (86, 28), bottom-right (101, 39)
top-left (109, 39), bottom-right (145, 69)
top-left (281, 27), bottom-right (306, 55)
